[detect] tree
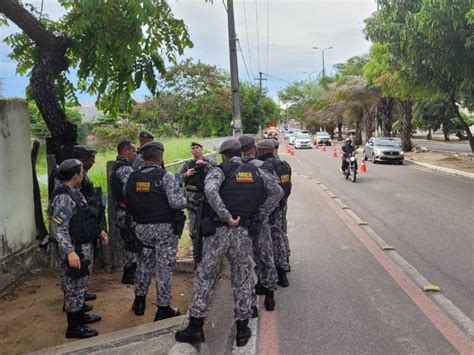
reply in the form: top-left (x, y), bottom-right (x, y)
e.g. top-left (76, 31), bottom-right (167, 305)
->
top-left (365, 0), bottom-right (474, 152)
top-left (1, 0), bottom-right (192, 162)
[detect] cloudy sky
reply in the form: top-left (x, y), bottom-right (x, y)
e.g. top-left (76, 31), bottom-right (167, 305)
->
top-left (0, 0), bottom-right (377, 102)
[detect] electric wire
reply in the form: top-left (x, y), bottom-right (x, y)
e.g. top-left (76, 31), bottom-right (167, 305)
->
top-left (237, 38), bottom-right (253, 82)
top-left (254, 0), bottom-right (261, 73)
top-left (242, 0), bottom-right (254, 77)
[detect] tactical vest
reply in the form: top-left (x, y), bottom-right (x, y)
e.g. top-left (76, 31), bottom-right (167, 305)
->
top-left (218, 161), bottom-right (266, 219)
top-left (50, 186), bottom-right (100, 244)
top-left (110, 159), bottom-right (133, 209)
top-left (262, 158), bottom-right (292, 199)
top-left (125, 166), bottom-right (177, 224)
top-left (183, 160), bottom-right (206, 193)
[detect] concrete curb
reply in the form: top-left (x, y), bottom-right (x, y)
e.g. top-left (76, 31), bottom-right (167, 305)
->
top-left (30, 315), bottom-right (187, 354)
top-left (404, 158), bottom-right (474, 180)
top-left (175, 259), bottom-right (195, 274)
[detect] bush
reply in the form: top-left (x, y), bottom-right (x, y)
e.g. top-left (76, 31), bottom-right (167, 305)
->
top-left (91, 123), bottom-right (142, 150)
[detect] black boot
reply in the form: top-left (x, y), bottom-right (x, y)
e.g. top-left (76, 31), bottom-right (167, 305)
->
top-left (264, 290), bottom-right (275, 311)
top-left (132, 295), bottom-right (146, 316)
top-left (251, 305), bottom-right (259, 318)
top-left (235, 319), bottom-right (251, 347)
top-left (84, 293), bottom-right (97, 301)
top-left (277, 267), bottom-right (289, 288)
top-left (154, 306), bottom-right (180, 321)
top-left (82, 311), bottom-right (102, 324)
top-left (121, 264), bottom-right (137, 285)
top-left (65, 311), bottom-right (98, 339)
top-left (255, 281), bottom-right (266, 296)
top-left (175, 317), bottom-right (205, 343)
top-left (64, 302), bottom-right (93, 312)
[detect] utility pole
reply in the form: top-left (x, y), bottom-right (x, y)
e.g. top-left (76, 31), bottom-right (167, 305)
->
top-left (0, 78), bottom-right (4, 99)
top-left (313, 46), bottom-right (333, 78)
top-left (226, 0), bottom-right (243, 137)
top-left (255, 71), bottom-right (267, 136)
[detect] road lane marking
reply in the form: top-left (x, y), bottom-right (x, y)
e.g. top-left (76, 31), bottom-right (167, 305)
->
top-left (301, 175), bottom-right (474, 352)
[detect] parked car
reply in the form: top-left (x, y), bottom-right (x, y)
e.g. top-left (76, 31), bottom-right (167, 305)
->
top-left (284, 129), bottom-right (294, 140)
top-left (294, 133), bottom-right (313, 149)
top-left (314, 132), bottom-right (332, 146)
top-left (364, 137), bottom-right (404, 164)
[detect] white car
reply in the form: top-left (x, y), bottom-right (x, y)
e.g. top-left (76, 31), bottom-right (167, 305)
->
top-left (294, 133), bottom-right (313, 149)
top-left (288, 133), bottom-right (297, 145)
top-left (314, 131), bottom-right (332, 146)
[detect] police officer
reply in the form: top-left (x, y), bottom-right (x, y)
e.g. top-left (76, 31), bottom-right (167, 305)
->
top-left (178, 142), bottom-right (216, 251)
top-left (257, 139), bottom-right (292, 287)
top-left (175, 139), bottom-right (283, 347)
top-left (125, 141), bottom-right (187, 321)
top-left (238, 135), bottom-right (279, 311)
top-left (133, 130), bottom-right (155, 170)
top-left (49, 159), bottom-right (109, 338)
top-left (72, 145), bottom-right (104, 306)
top-left (109, 141), bottom-right (138, 284)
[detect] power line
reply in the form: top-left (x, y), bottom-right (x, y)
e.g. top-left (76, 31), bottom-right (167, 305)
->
top-left (262, 72), bottom-right (291, 83)
top-left (254, 0), bottom-right (261, 73)
top-left (265, 0), bottom-right (270, 89)
top-left (237, 38), bottom-right (252, 82)
top-left (242, 0), bottom-right (254, 77)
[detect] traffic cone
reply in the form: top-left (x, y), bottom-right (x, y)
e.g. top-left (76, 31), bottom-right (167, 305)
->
top-left (290, 147), bottom-right (295, 156)
top-left (360, 158), bottom-right (367, 173)
top-left (332, 149), bottom-right (337, 158)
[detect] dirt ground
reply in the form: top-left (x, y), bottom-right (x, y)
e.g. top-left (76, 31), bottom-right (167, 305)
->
top-left (0, 268), bottom-right (194, 354)
top-left (405, 151), bottom-right (474, 173)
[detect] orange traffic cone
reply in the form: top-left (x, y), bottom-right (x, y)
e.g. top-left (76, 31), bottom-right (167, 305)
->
top-left (332, 149), bottom-right (337, 158)
top-left (290, 147), bottom-right (295, 156)
top-left (360, 158), bottom-right (367, 173)
top-left (322, 144), bottom-right (326, 152)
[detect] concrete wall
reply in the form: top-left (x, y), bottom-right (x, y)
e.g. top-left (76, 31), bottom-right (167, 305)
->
top-left (0, 100), bottom-right (37, 290)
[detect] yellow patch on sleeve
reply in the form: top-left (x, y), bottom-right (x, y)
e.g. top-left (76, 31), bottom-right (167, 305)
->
top-left (235, 172), bottom-right (255, 183)
top-left (135, 181), bottom-right (151, 192)
top-left (280, 174), bottom-right (290, 184)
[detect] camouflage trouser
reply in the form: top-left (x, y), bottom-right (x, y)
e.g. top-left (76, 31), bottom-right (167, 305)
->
top-left (61, 243), bottom-right (93, 312)
top-left (134, 223), bottom-right (179, 307)
top-left (270, 207), bottom-right (290, 270)
top-left (116, 209), bottom-right (138, 268)
top-left (281, 202), bottom-right (291, 259)
top-left (252, 220), bottom-right (277, 290)
top-left (189, 226), bottom-right (254, 321)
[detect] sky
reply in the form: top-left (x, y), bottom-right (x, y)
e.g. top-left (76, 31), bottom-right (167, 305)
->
top-left (0, 0), bottom-right (377, 103)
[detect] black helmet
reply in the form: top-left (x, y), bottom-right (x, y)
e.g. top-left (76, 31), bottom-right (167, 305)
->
top-left (345, 137), bottom-right (352, 143)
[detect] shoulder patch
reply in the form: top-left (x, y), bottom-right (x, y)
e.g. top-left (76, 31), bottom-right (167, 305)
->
top-left (280, 174), bottom-right (291, 184)
top-left (52, 206), bottom-right (73, 226)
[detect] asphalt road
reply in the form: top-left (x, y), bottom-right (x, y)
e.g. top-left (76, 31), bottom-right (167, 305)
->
top-left (412, 138), bottom-right (472, 154)
top-left (282, 146), bottom-right (474, 321)
top-left (268, 172), bottom-right (462, 354)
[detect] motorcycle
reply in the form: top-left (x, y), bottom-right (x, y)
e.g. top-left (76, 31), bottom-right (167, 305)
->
top-left (342, 152), bottom-right (358, 183)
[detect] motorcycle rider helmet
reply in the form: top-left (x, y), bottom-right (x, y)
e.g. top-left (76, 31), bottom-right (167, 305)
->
top-left (345, 137), bottom-right (352, 143)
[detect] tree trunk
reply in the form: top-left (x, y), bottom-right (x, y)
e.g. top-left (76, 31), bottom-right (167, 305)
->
top-left (398, 100), bottom-right (413, 152)
top-left (442, 124), bottom-right (450, 141)
top-left (354, 114), bottom-right (363, 146)
top-left (362, 103), bottom-right (374, 142)
top-left (379, 97), bottom-right (395, 137)
top-left (337, 122), bottom-right (343, 141)
top-left (1, 0), bottom-right (77, 164)
top-left (427, 128), bottom-right (432, 140)
top-left (450, 98), bottom-right (474, 153)
top-left (31, 140), bottom-right (48, 246)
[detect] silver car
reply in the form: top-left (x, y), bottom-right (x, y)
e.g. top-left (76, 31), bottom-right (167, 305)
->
top-left (364, 137), bottom-right (404, 164)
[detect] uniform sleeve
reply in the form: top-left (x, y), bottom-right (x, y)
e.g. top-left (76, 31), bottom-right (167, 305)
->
top-left (119, 165), bottom-right (134, 195)
top-left (259, 169), bottom-right (284, 217)
top-left (204, 167), bottom-right (232, 222)
top-left (176, 161), bottom-right (190, 185)
top-left (162, 172), bottom-right (187, 210)
top-left (50, 194), bottom-right (77, 255)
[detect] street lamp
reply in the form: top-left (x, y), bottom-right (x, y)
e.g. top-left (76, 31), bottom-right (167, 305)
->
top-left (313, 46), bottom-right (333, 77)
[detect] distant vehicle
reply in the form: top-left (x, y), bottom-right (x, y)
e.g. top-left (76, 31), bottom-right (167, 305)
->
top-left (314, 132), bottom-right (332, 146)
top-left (294, 133), bottom-right (313, 149)
top-left (284, 129), bottom-right (295, 140)
top-left (289, 132), bottom-right (297, 145)
top-left (364, 137), bottom-right (404, 164)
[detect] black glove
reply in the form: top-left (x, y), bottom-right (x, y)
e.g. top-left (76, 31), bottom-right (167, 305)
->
top-left (66, 257), bottom-right (90, 280)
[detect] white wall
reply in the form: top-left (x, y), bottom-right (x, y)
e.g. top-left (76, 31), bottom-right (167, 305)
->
top-left (0, 100), bottom-right (36, 258)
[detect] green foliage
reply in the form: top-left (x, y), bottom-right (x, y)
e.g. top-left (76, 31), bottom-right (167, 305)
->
top-left (91, 123), bottom-right (142, 150)
top-left (29, 101), bottom-right (90, 143)
top-left (4, 0), bottom-right (193, 116)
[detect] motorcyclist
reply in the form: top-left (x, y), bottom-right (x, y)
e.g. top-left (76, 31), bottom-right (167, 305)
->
top-left (340, 137), bottom-right (356, 173)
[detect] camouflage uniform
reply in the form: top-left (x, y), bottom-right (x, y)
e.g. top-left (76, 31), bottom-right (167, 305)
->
top-left (130, 168), bottom-right (187, 306)
top-left (112, 157), bottom-right (138, 268)
top-left (188, 157), bottom-right (283, 321)
top-left (178, 158), bottom-right (216, 237)
top-left (133, 151), bottom-right (145, 170)
top-left (50, 185), bottom-right (93, 313)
